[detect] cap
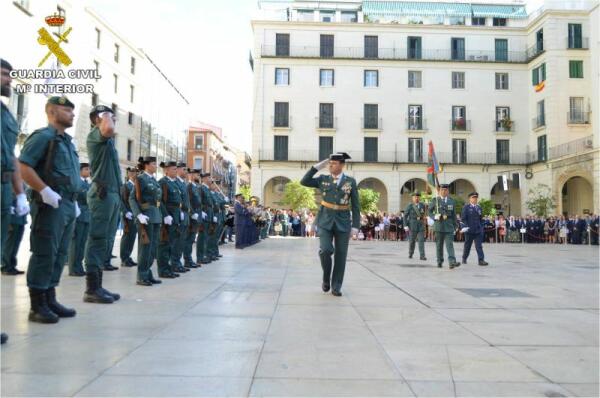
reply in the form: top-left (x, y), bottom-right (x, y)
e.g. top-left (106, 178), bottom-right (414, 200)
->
top-left (188, 168), bottom-right (201, 174)
top-left (235, 193), bottom-right (243, 198)
top-left (138, 156), bottom-right (156, 163)
top-left (468, 192), bottom-right (479, 198)
top-left (47, 96), bottom-right (74, 109)
top-left (176, 162), bottom-right (186, 168)
top-left (80, 162), bottom-right (89, 169)
top-left (411, 191), bottom-right (421, 197)
top-left (200, 172), bottom-right (211, 178)
top-left (329, 152), bottom-right (351, 162)
top-left (159, 161), bottom-right (177, 168)
top-left (126, 167), bottom-right (137, 172)
top-left (439, 183), bottom-right (450, 189)
top-left (89, 105), bottom-right (114, 123)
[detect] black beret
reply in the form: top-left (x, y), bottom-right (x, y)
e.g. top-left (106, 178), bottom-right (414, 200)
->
top-left (80, 162), bottom-right (89, 169)
top-left (468, 192), bottom-right (479, 198)
top-left (89, 105), bottom-right (114, 123)
top-left (47, 96), bottom-right (75, 109)
top-left (329, 152), bottom-right (351, 162)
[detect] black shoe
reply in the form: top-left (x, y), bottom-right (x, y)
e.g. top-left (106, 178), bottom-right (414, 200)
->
top-left (98, 270), bottom-right (120, 301)
top-left (420, 257), bottom-right (427, 261)
top-left (128, 258), bottom-right (138, 266)
top-left (408, 254), bottom-right (413, 259)
top-left (332, 290), bottom-right (342, 297)
top-left (149, 275), bottom-right (162, 284)
top-left (28, 288), bottom-right (60, 323)
top-left (46, 287), bottom-right (76, 317)
top-left (437, 263), bottom-right (443, 268)
top-left (478, 260), bottom-right (489, 266)
top-left (159, 273), bottom-right (176, 279)
top-left (69, 271), bottom-right (86, 277)
top-left (102, 264), bottom-right (119, 271)
top-left (136, 280), bottom-right (153, 286)
top-left (1, 333), bottom-right (7, 344)
top-left (83, 272), bottom-right (114, 304)
top-left (1, 268), bottom-right (24, 275)
top-left (462, 260), bottom-right (467, 264)
top-left (175, 266), bottom-right (189, 273)
top-left (121, 260), bottom-right (135, 267)
top-left (449, 262), bottom-right (461, 269)
top-left (322, 283), bottom-right (330, 292)
top-left (111, 255), bottom-right (117, 259)
top-left (217, 254), bottom-right (223, 258)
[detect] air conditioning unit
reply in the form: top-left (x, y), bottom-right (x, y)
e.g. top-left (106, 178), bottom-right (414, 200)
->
top-left (584, 139), bottom-right (593, 148)
top-left (468, 55), bottom-right (475, 60)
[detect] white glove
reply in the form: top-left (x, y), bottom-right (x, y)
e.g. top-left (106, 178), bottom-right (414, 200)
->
top-left (460, 227), bottom-right (469, 233)
top-left (213, 216), bottom-right (218, 223)
top-left (164, 215), bottom-right (173, 225)
top-left (180, 212), bottom-right (185, 221)
top-left (15, 193), bottom-right (30, 216)
top-left (314, 159), bottom-right (329, 171)
top-left (224, 198), bottom-right (229, 203)
top-left (125, 211), bottom-right (133, 220)
top-left (9, 206), bottom-right (15, 215)
top-left (137, 214), bottom-right (149, 224)
top-left (75, 201), bottom-right (81, 218)
top-left (191, 213), bottom-right (199, 220)
top-left (351, 227), bottom-right (359, 236)
top-left (40, 186), bottom-right (61, 209)
top-left (427, 217), bottom-right (435, 226)
top-left (202, 211), bottom-right (207, 219)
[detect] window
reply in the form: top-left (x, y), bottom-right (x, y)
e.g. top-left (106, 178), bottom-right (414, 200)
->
top-left (319, 103), bottom-right (334, 128)
top-left (569, 60), bottom-right (583, 78)
top-left (320, 11), bottom-right (334, 22)
top-left (127, 139), bottom-right (133, 161)
top-left (495, 39), bottom-right (508, 62)
top-left (111, 103), bottom-right (118, 114)
top-left (128, 112), bottom-right (134, 125)
top-left (408, 70), bottom-right (422, 88)
top-left (531, 63), bottom-right (546, 85)
top-left (319, 69), bottom-right (334, 86)
top-left (275, 68), bottom-right (289, 85)
top-left (341, 11), bottom-right (357, 23)
top-left (364, 70), bottom-right (378, 87)
top-left (193, 157), bottom-right (203, 169)
top-left (275, 33), bottom-right (290, 56)
top-left (451, 38), bottom-right (465, 60)
top-left (495, 72), bottom-right (509, 90)
top-left (130, 85), bottom-right (134, 103)
top-left (452, 139), bottom-right (467, 164)
top-left (114, 43), bottom-right (120, 63)
top-left (408, 138), bottom-right (423, 163)
top-left (319, 136), bottom-right (334, 160)
top-left (320, 34), bottom-right (334, 58)
top-left (91, 92), bottom-right (98, 107)
top-left (452, 106), bottom-right (466, 130)
top-left (408, 105), bottom-right (422, 130)
top-left (472, 17), bottom-right (486, 26)
top-left (408, 36), bottom-right (422, 59)
top-left (297, 10), bottom-right (313, 22)
top-left (113, 74), bottom-right (118, 93)
top-left (274, 102), bottom-right (289, 127)
top-left (493, 18), bottom-right (507, 27)
top-left (363, 104), bottom-right (378, 129)
top-left (93, 60), bottom-right (99, 80)
top-left (452, 72), bottom-right (465, 89)
top-left (364, 137), bottom-right (378, 162)
top-left (496, 107), bottom-right (510, 131)
top-left (568, 23), bottom-right (582, 48)
top-left (130, 57), bottom-right (136, 74)
top-left (449, 17), bottom-right (465, 25)
top-left (536, 29), bottom-right (544, 52)
top-left (364, 36), bottom-right (378, 58)
top-left (194, 134), bottom-right (204, 150)
top-left (537, 135), bottom-right (547, 161)
top-left (95, 28), bottom-right (101, 49)
top-left (496, 140), bottom-right (509, 164)
top-left (569, 97), bottom-right (585, 123)
top-left (274, 135), bottom-right (288, 161)
top-left (536, 100), bottom-right (545, 127)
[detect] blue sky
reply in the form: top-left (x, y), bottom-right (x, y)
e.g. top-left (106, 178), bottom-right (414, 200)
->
top-left (86, 0), bottom-right (257, 152)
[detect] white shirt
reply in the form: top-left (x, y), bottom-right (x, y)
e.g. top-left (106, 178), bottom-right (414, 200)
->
top-left (331, 172), bottom-right (344, 186)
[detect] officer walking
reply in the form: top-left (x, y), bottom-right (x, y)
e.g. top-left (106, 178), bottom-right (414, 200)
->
top-left (196, 172), bottom-right (213, 264)
top-left (461, 192), bottom-right (489, 266)
top-left (428, 184), bottom-right (461, 269)
top-left (119, 167), bottom-right (138, 267)
top-left (184, 168), bottom-right (201, 267)
top-left (18, 96), bottom-right (80, 323)
top-left (300, 153), bottom-right (360, 296)
top-left (67, 163), bottom-right (91, 276)
top-left (129, 156), bottom-right (163, 285)
top-left (83, 105), bottom-right (121, 304)
top-left (1, 184), bottom-right (28, 275)
top-left (405, 191), bottom-right (427, 260)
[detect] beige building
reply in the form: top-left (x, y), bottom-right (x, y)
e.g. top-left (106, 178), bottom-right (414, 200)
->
top-left (250, 0), bottom-right (598, 216)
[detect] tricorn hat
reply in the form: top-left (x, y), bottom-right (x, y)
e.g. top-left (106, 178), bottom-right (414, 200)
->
top-left (80, 162), bottom-right (89, 169)
top-left (89, 104), bottom-right (114, 123)
top-left (159, 161), bottom-right (177, 168)
top-left (138, 156), bottom-right (156, 164)
top-left (329, 152), bottom-right (351, 162)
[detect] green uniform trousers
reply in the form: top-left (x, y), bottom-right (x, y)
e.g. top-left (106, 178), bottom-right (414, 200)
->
top-left (1, 182), bottom-right (12, 254)
top-left (435, 232), bottom-right (457, 265)
top-left (318, 224), bottom-right (351, 292)
top-left (27, 199), bottom-right (76, 290)
top-left (119, 218), bottom-right (137, 262)
top-left (208, 223), bottom-right (219, 257)
top-left (157, 224), bottom-right (181, 273)
top-left (408, 229), bottom-right (425, 258)
top-left (183, 223), bottom-right (197, 264)
top-left (84, 193), bottom-right (120, 273)
top-left (196, 223), bottom-right (209, 262)
top-left (1, 223), bottom-right (25, 272)
top-left (137, 222), bottom-right (159, 281)
top-left (68, 220), bottom-right (89, 274)
top-left (172, 224), bottom-right (186, 267)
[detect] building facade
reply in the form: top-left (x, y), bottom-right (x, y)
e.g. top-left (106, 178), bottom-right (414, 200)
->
top-left (250, 0), bottom-right (599, 216)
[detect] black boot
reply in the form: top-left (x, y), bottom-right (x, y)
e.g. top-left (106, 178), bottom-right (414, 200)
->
top-left (83, 272), bottom-right (114, 304)
top-left (28, 288), bottom-right (59, 323)
top-left (46, 287), bottom-right (76, 317)
top-left (1, 332), bottom-right (8, 344)
top-left (98, 270), bottom-right (120, 301)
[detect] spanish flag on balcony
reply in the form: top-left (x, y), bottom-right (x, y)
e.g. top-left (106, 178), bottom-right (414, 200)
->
top-left (427, 140), bottom-right (441, 189)
top-left (535, 80), bottom-right (545, 92)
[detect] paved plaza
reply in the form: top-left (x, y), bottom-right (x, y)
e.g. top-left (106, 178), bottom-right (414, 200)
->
top-left (1, 236), bottom-right (598, 397)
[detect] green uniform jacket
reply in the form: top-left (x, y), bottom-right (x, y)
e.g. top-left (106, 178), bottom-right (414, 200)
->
top-left (159, 177), bottom-right (182, 225)
top-left (1, 102), bottom-right (18, 174)
top-left (76, 178), bottom-right (91, 223)
top-left (428, 196), bottom-right (459, 233)
top-left (188, 183), bottom-right (202, 215)
top-left (300, 167), bottom-right (360, 232)
top-left (129, 173), bottom-right (162, 224)
top-left (86, 127), bottom-right (121, 194)
top-left (405, 202), bottom-right (426, 232)
top-left (176, 177), bottom-right (190, 226)
top-left (121, 180), bottom-right (134, 216)
top-left (200, 184), bottom-right (213, 223)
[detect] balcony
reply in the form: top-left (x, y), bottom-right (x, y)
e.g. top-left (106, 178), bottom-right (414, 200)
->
top-left (362, 117), bottom-right (382, 130)
top-left (271, 116), bottom-right (292, 129)
top-left (315, 116), bottom-right (337, 130)
top-left (526, 42), bottom-right (545, 61)
top-left (532, 115), bottom-right (545, 130)
top-left (567, 37), bottom-right (589, 49)
top-left (261, 45), bottom-right (529, 63)
top-left (567, 111), bottom-right (591, 125)
top-left (406, 118), bottom-right (427, 132)
top-left (450, 119), bottom-right (471, 132)
top-left (494, 119), bottom-right (515, 133)
top-left (549, 135), bottom-right (594, 159)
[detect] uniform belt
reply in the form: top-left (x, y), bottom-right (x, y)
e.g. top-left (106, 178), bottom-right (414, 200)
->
top-left (140, 202), bottom-right (160, 210)
top-left (321, 201), bottom-right (349, 211)
top-left (1, 171), bottom-right (13, 183)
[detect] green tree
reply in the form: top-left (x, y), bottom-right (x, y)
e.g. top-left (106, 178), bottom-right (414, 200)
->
top-left (450, 195), bottom-right (465, 216)
top-left (478, 198), bottom-right (497, 217)
top-left (526, 183), bottom-right (556, 217)
top-left (281, 181), bottom-right (317, 211)
top-left (239, 184), bottom-right (252, 202)
top-left (358, 188), bottom-right (380, 214)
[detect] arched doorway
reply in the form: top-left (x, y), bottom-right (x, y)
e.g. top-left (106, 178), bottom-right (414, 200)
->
top-left (263, 176), bottom-right (290, 208)
top-left (561, 176), bottom-right (593, 216)
top-left (490, 181), bottom-right (521, 216)
top-left (358, 178), bottom-right (388, 212)
top-left (400, 178), bottom-right (427, 210)
top-left (449, 179), bottom-right (476, 202)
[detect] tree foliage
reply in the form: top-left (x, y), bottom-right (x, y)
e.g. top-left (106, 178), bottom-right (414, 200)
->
top-left (526, 183), bottom-right (556, 217)
top-left (281, 181), bottom-right (317, 211)
top-left (238, 184), bottom-right (252, 202)
top-left (478, 198), bottom-right (497, 217)
top-left (358, 188), bottom-right (380, 214)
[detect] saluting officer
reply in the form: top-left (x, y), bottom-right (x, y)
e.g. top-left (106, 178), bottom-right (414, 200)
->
top-left (119, 167), bottom-right (138, 267)
top-left (67, 163), bottom-right (91, 276)
top-left (128, 156), bottom-right (162, 285)
top-left (184, 168), bottom-right (202, 267)
top-left (461, 192), bottom-right (489, 266)
top-left (197, 172), bottom-right (214, 264)
top-left (428, 184), bottom-right (461, 269)
top-left (405, 191), bottom-right (427, 261)
top-left (18, 96), bottom-right (80, 323)
top-left (301, 153), bottom-right (360, 297)
top-left (175, 163), bottom-right (196, 269)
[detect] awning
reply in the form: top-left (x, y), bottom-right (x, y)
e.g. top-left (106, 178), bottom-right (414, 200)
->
top-left (471, 4), bottom-right (528, 19)
top-left (363, 1), bottom-right (528, 19)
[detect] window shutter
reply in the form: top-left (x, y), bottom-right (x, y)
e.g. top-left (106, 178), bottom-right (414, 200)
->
top-left (541, 63), bottom-right (546, 81)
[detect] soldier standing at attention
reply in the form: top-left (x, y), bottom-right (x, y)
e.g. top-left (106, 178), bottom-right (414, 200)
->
top-left (461, 192), bottom-right (489, 266)
top-left (196, 172), bottom-right (214, 264)
top-left (18, 96), bottom-right (80, 323)
top-left (405, 191), bottom-right (427, 261)
top-left (1, 183), bottom-right (28, 275)
top-left (175, 163), bottom-right (196, 269)
top-left (184, 168), bottom-right (202, 268)
top-left (67, 163), bottom-right (91, 276)
top-left (129, 156), bottom-right (163, 285)
top-left (428, 184), bottom-right (461, 269)
top-left (119, 167), bottom-right (138, 267)
top-left (83, 105), bottom-right (121, 304)
top-left (209, 180), bottom-right (226, 260)
top-left (300, 153), bottom-right (360, 297)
